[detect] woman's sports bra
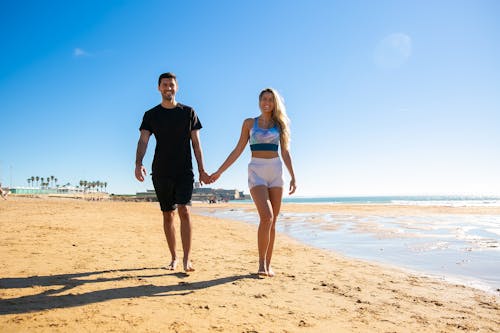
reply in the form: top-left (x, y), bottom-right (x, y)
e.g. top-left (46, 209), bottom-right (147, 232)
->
top-left (249, 117), bottom-right (280, 151)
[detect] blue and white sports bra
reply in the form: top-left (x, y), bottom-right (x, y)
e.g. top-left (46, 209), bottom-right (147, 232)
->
top-left (249, 117), bottom-right (280, 151)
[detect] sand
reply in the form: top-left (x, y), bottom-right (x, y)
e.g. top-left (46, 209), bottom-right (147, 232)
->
top-left (194, 201), bottom-right (500, 216)
top-left (0, 197), bottom-right (499, 332)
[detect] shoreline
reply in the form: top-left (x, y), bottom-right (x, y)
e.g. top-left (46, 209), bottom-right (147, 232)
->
top-left (192, 201), bottom-right (500, 294)
top-left (193, 200), bottom-right (500, 214)
top-left (1, 197), bottom-right (499, 332)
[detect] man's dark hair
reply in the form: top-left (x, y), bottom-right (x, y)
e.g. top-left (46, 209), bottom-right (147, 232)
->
top-left (158, 72), bottom-right (177, 86)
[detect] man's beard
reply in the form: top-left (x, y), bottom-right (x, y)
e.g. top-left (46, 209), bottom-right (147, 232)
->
top-left (164, 93), bottom-right (174, 102)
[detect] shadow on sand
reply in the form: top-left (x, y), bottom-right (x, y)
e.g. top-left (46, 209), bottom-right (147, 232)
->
top-left (0, 267), bottom-right (257, 315)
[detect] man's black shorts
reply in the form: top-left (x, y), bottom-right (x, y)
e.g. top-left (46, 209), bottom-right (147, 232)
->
top-left (152, 175), bottom-right (194, 211)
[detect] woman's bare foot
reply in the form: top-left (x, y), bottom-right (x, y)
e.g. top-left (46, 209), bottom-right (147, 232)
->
top-left (184, 260), bottom-right (195, 272)
top-left (267, 266), bottom-right (275, 277)
top-left (258, 261), bottom-right (267, 276)
top-left (166, 259), bottom-right (178, 270)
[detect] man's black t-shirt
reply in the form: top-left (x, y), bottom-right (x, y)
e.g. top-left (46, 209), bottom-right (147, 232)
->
top-left (139, 103), bottom-right (202, 179)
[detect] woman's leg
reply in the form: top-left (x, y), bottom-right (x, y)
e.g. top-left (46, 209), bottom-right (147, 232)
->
top-left (266, 186), bottom-right (283, 276)
top-left (250, 185), bottom-right (273, 275)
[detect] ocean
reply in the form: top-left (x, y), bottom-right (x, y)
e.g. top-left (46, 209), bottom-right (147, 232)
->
top-left (244, 195), bottom-right (500, 207)
top-left (192, 196), bottom-right (500, 293)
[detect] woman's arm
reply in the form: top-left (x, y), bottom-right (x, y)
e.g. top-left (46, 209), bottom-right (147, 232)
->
top-left (281, 143), bottom-right (297, 195)
top-left (210, 119), bottom-right (252, 182)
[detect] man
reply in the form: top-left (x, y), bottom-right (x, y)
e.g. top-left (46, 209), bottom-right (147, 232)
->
top-left (135, 72), bottom-right (210, 272)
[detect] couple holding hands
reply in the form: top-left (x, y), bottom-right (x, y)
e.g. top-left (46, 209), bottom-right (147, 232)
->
top-left (135, 72), bottom-right (296, 277)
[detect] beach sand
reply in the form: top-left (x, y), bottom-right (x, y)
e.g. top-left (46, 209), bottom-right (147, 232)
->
top-left (0, 197), bottom-right (498, 332)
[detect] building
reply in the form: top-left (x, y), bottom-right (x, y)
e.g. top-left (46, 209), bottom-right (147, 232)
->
top-left (9, 185), bottom-right (82, 195)
top-left (192, 187), bottom-right (242, 201)
top-left (134, 189), bottom-right (157, 201)
top-left (135, 186), bottom-right (245, 203)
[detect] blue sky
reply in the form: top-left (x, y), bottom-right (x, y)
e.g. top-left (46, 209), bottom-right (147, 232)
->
top-left (1, 0), bottom-right (499, 196)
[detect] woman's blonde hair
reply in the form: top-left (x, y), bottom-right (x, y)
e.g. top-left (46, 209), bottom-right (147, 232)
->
top-left (259, 88), bottom-right (291, 149)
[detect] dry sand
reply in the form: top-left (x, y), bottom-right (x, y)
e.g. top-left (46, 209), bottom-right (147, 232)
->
top-left (0, 197), bottom-right (498, 332)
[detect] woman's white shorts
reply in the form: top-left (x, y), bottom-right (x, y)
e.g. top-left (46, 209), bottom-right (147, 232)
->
top-left (248, 157), bottom-right (284, 189)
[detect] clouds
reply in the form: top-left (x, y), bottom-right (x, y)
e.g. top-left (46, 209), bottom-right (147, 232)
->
top-left (374, 33), bottom-right (412, 69)
top-left (73, 48), bottom-right (91, 57)
top-left (73, 48), bottom-right (113, 58)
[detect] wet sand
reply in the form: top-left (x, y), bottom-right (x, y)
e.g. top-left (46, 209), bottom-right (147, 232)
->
top-left (194, 202), bottom-right (500, 292)
top-left (0, 197), bottom-right (499, 332)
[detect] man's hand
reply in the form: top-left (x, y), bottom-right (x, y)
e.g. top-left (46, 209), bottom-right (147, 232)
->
top-left (135, 165), bottom-right (147, 182)
top-left (199, 170), bottom-right (211, 185)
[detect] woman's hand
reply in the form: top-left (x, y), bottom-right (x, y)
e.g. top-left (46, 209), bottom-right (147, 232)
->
top-left (209, 171), bottom-right (222, 183)
top-left (289, 179), bottom-right (296, 195)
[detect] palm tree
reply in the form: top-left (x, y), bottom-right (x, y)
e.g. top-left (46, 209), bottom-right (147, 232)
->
top-left (31, 176), bottom-right (35, 187)
top-left (54, 178), bottom-right (58, 187)
top-left (104, 182), bottom-right (108, 192)
top-left (35, 176), bottom-right (40, 188)
top-left (27, 178), bottom-right (31, 187)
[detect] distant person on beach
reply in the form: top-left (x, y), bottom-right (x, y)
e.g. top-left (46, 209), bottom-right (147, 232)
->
top-left (210, 88), bottom-right (297, 277)
top-left (0, 183), bottom-right (8, 200)
top-left (135, 72), bottom-right (210, 272)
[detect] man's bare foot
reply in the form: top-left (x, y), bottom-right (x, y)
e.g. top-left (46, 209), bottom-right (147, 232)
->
top-left (258, 262), bottom-right (267, 276)
top-left (166, 260), bottom-right (178, 270)
top-left (267, 266), bottom-right (275, 277)
top-left (184, 261), bottom-right (195, 272)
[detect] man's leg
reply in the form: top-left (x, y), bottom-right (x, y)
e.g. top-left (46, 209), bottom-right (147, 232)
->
top-left (162, 210), bottom-right (178, 270)
top-left (177, 205), bottom-right (194, 272)
top-left (153, 177), bottom-right (178, 270)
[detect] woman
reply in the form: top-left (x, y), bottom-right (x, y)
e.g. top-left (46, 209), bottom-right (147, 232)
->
top-left (210, 88), bottom-right (296, 277)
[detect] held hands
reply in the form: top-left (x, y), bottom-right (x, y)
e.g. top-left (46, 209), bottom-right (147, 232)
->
top-left (198, 170), bottom-right (222, 185)
top-left (199, 170), bottom-right (211, 185)
top-left (199, 170), bottom-right (222, 185)
top-left (209, 171), bottom-right (222, 184)
top-left (135, 165), bottom-right (147, 182)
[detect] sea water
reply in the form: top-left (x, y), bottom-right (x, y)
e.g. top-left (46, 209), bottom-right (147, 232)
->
top-left (193, 196), bottom-right (500, 293)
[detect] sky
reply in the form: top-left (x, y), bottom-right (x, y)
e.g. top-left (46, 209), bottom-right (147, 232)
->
top-left (1, 0), bottom-right (499, 197)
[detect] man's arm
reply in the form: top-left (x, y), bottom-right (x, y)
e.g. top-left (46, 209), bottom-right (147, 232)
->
top-left (191, 130), bottom-right (210, 184)
top-left (135, 130), bottom-right (151, 182)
